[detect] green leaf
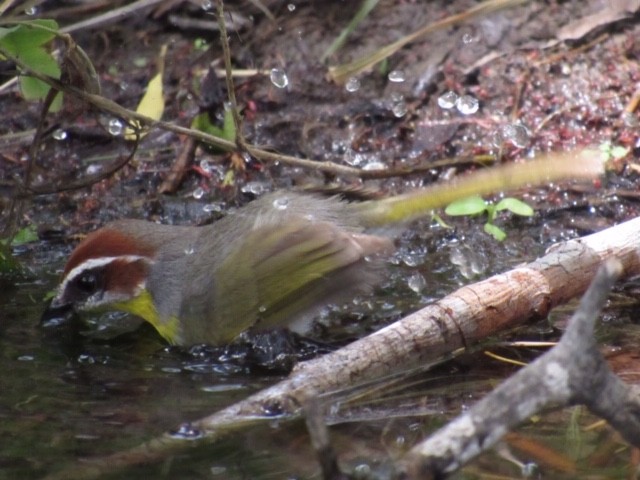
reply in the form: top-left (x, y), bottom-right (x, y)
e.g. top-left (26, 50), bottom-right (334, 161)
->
top-left (0, 20), bottom-right (58, 46)
top-left (610, 145), bottom-right (629, 160)
top-left (445, 195), bottom-right (487, 216)
top-left (0, 21), bottom-right (62, 107)
top-left (192, 110), bottom-right (236, 148)
top-left (11, 225), bottom-right (38, 246)
top-left (495, 197), bottom-right (534, 216)
top-left (484, 222), bottom-right (506, 241)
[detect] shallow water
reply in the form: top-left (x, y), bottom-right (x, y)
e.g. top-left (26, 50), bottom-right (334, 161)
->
top-left (0, 217), bottom-right (634, 479)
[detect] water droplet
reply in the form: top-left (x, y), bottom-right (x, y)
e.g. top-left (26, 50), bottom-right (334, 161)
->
top-left (261, 401), bottom-right (285, 417)
top-left (161, 367), bottom-right (182, 373)
top-left (201, 383), bottom-right (245, 393)
top-left (77, 354), bottom-right (95, 364)
top-left (392, 101), bottom-right (407, 118)
top-left (399, 251), bottom-right (424, 267)
top-left (270, 68), bottom-right (289, 89)
top-left (521, 462), bottom-right (538, 477)
top-left (388, 70), bottom-right (406, 83)
top-left (345, 77), bottom-right (361, 92)
top-left (493, 124), bottom-right (530, 148)
top-left (391, 93), bottom-right (407, 117)
top-left (503, 124), bottom-right (529, 148)
top-left (272, 196), bottom-right (289, 210)
top-left (201, 0), bottom-right (213, 11)
top-left (258, 305), bottom-right (267, 313)
top-left (450, 245), bottom-right (487, 279)
top-left (395, 435), bottom-right (406, 447)
top-left (344, 150), bottom-right (367, 167)
top-left (455, 95), bottom-right (479, 115)
top-left (437, 90), bottom-right (458, 109)
top-left (203, 202), bottom-right (225, 213)
top-left (362, 160), bottom-right (386, 171)
top-left (17, 355), bottom-right (34, 361)
top-left (241, 181), bottom-right (269, 196)
top-left (210, 466), bottom-right (227, 475)
top-left (287, 3), bottom-right (296, 11)
top-left (462, 33), bottom-right (479, 44)
top-left (169, 422), bottom-right (204, 440)
top-left (391, 93), bottom-right (407, 118)
top-left (184, 246), bottom-right (195, 255)
top-left (407, 273), bottom-right (426, 294)
top-left (52, 128), bottom-right (67, 140)
top-left (353, 463), bottom-right (371, 478)
top-left (199, 159), bottom-right (212, 173)
top-left (107, 118), bottom-right (123, 136)
top-left (86, 164), bottom-right (102, 175)
top-left (24, 6), bottom-right (37, 15)
top-left (192, 187), bottom-right (205, 199)
top-left (622, 111), bottom-right (639, 127)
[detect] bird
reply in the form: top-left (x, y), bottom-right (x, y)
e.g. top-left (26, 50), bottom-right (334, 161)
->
top-left (43, 151), bottom-right (602, 346)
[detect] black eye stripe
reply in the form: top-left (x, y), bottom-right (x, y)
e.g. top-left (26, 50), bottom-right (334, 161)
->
top-left (76, 272), bottom-right (98, 293)
top-left (66, 267), bottom-right (105, 299)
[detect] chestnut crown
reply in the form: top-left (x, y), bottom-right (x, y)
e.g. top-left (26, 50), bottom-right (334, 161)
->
top-left (53, 227), bottom-right (156, 310)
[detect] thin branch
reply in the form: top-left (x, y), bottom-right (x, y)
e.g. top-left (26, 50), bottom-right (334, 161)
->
top-left (216, 0), bottom-right (247, 148)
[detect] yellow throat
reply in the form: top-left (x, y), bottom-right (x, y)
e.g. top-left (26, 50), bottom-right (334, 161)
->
top-left (113, 289), bottom-right (181, 345)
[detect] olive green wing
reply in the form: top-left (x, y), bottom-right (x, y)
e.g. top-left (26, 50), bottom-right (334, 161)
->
top-left (213, 219), bottom-right (391, 342)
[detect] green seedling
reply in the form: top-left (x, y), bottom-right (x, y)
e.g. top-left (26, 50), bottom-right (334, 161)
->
top-left (445, 195), bottom-right (534, 241)
top-left (599, 141), bottom-right (629, 162)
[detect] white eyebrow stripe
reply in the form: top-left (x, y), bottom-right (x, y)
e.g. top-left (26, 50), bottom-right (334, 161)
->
top-left (59, 255), bottom-right (153, 293)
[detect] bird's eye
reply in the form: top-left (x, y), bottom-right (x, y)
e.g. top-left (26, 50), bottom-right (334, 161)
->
top-left (76, 272), bottom-right (98, 294)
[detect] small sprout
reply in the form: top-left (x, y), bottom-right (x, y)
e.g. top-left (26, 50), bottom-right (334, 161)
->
top-left (445, 195), bottom-right (534, 241)
top-left (431, 212), bottom-right (452, 229)
top-left (444, 195), bottom-right (486, 216)
top-left (599, 141), bottom-right (630, 162)
top-left (193, 38), bottom-right (208, 51)
top-left (484, 222), bottom-right (507, 242)
top-left (494, 198), bottom-right (534, 217)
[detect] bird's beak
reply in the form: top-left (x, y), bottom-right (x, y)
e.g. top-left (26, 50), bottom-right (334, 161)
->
top-left (40, 295), bottom-right (75, 327)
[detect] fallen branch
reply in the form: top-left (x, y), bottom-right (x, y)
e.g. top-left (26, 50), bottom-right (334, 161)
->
top-left (400, 258), bottom-right (638, 477)
top-left (43, 216), bottom-right (640, 479)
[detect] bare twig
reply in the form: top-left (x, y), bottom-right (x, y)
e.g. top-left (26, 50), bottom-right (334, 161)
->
top-left (158, 135), bottom-right (197, 194)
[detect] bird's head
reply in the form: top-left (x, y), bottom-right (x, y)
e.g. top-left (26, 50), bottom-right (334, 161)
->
top-left (47, 225), bottom-right (158, 321)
